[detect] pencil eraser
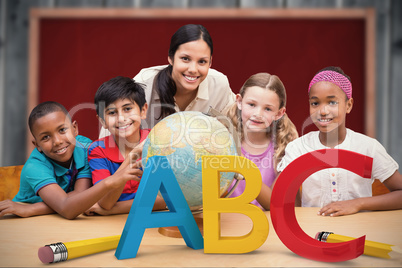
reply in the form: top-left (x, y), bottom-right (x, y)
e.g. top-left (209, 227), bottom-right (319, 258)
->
top-left (38, 246), bottom-right (54, 264)
top-left (315, 232), bottom-right (320, 240)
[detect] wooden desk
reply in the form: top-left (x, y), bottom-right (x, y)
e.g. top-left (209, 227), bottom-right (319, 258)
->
top-left (0, 207), bottom-right (401, 267)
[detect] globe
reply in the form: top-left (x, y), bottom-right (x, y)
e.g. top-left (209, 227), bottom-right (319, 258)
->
top-left (142, 111), bottom-right (238, 210)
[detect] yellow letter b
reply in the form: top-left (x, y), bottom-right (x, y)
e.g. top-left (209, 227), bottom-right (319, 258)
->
top-left (202, 155), bottom-right (269, 254)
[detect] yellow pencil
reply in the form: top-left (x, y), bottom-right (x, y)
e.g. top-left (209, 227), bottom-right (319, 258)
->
top-left (316, 231), bottom-right (402, 259)
top-left (38, 235), bottom-right (120, 263)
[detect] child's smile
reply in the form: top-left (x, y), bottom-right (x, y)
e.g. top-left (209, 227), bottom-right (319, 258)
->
top-left (54, 145), bottom-right (69, 155)
top-left (116, 122), bottom-right (134, 131)
top-left (237, 86), bottom-right (284, 133)
top-left (316, 117), bottom-right (334, 127)
top-left (102, 99), bottom-right (147, 145)
top-left (248, 117), bottom-right (266, 128)
top-left (31, 111), bottom-right (78, 168)
top-left (309, 81), bottom-right (353, 134)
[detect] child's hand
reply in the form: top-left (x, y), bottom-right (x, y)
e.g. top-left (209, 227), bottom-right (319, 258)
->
top-left (118, 140), bottom-right (144, 170)
top-left (84, 203), bottom-right (111, 216)
top-left (85, 200), bottom-right (133, 216)
top-left (127, 146), bottom-right (143, 165)
top-left (112, 162), bottom-right (143, 184)
top-left (0, 200), bottom-right (32, 218)
top-left (126, 139), bottom-right (145, 165)
top-left (318, 199), bottom-right (362, 217)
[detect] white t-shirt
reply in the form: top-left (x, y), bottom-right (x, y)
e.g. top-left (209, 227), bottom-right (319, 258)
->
top-left (277, 129), bottom-right (399, 207)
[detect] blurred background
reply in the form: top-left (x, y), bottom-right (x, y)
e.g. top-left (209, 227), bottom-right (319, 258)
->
top-left (0, 0), bottom-right (401, 167)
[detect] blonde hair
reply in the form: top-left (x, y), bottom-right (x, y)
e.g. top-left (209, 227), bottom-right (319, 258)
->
top-left (226, 73), bottom-right (298, 169)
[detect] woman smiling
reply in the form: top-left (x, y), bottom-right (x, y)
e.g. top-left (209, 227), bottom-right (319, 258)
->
top-left (133, 24), bottom-right (235, 129)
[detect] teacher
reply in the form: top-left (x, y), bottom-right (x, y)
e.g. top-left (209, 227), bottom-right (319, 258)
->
top-left (134, 24), bottom-right (235, 129)
top-left (99, 24), bottom-right (235, 138)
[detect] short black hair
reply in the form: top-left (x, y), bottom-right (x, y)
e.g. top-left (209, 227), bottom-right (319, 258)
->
top-left (94, 76), bottom-right (146, 120)
top-left (28, 101), bottom-right (71, 134)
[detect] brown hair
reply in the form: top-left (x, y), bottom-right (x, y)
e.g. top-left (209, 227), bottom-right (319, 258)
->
top-left (226, 73), bottom-right (298, 169)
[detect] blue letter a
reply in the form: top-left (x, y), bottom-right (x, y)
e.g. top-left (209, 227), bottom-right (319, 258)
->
top-left (115, 156), bottom-right (204, 260)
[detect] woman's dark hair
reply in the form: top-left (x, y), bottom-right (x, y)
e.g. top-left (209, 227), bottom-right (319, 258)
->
top-left (154, 24), bottom-right (213, 119)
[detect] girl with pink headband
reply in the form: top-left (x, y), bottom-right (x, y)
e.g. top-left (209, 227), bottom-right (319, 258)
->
top-left (277, 66), bottom-right (402, 217)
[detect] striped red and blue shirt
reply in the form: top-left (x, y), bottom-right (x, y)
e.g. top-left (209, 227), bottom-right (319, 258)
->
top-left (88, 129), bottom-right (150, 201)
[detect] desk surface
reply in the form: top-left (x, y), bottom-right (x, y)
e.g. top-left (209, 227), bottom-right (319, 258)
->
top-left (0, 207), bottom-right (401, 267)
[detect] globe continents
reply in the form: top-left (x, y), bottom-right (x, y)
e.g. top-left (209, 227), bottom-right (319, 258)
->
top-left (142, 111), bottom-right (238, 209)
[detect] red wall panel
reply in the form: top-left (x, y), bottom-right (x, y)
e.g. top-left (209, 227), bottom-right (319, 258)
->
top-left (39, 18), bottom-right (365, 140)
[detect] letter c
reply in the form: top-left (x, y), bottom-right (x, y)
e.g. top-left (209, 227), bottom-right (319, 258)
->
top-left (270, 149), bottom-right (373, 262)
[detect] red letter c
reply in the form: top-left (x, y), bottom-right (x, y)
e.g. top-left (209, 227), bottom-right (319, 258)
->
top-left (271, 149), bottom-right (373, 262)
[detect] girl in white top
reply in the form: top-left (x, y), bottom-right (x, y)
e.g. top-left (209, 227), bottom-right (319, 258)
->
top-left (277, 66), bottom-right (402, 217)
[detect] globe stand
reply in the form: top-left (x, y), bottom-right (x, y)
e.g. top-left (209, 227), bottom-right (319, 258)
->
top-left (154, 171), bottom-right (241, 239)
top-left (158, 213), bottom-right (204, 238)
top-left (157, 172), bottom-right (242, 238)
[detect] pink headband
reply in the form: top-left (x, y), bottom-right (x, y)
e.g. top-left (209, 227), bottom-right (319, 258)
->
top-left (308, 70), bottom-right (352, 99)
